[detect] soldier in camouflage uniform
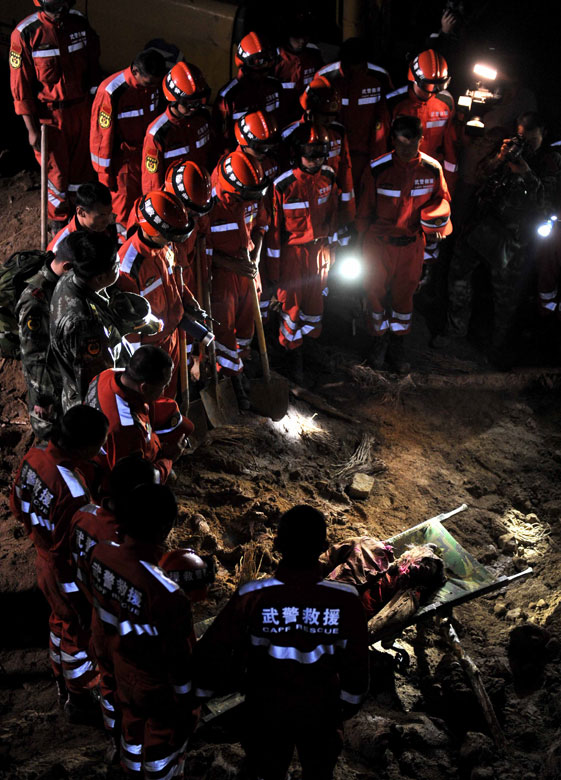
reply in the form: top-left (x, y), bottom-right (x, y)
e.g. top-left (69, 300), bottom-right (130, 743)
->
top-left (50, 231), bottom-right (125, 411)
top-left (439, 132), bottom-right (543, 352)
top-left (16, 237), bottom-right (76, 440)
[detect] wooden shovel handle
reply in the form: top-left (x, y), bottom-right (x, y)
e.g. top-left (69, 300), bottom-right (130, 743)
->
top-left (250, 278), bottom-right (271, 384)
top-left (40, 125), bottom-right (48, 251)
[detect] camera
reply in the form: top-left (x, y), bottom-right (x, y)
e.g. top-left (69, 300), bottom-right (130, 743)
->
top-left (503, 134), bottom-right (526, 162)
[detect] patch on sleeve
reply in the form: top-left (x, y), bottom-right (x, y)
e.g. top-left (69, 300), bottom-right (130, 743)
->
top-left (86, 339), bottom-right (101, 356)
top-left (25, 316), bottom-right (40, 332)
top-left (98, 106), bottom-right (112, 129)
top-left (145, 153), bottom-right (159, 174)
top-left (10, 49), bottom-right (22, 69)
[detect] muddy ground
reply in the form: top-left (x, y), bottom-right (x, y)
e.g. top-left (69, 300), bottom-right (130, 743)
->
top-left (1, 173), bottom-right (561, 780)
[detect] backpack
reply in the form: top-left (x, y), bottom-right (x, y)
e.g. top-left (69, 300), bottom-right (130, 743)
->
top-left (0, 250), bottom-right (52, 359)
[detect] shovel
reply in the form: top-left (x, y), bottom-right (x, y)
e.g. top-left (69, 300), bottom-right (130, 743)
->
top-left (200, 268), bottom-right (239, 428)
top-left (175, 265), bottom-right (208, 447)
top-left (40, 124), bottom-right (48, 251)
top-left (249, 278), bottom-right (288, 421)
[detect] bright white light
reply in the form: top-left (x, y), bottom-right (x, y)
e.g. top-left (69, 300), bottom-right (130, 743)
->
top-left (338, 254), bottom-right (363, 281)
top-left (458, 95), bottom-right (472, 108)
top-left (474, 63), bottom-right (497, 80)
top-left (466, 117), bottom-right (484, 128)
top-left (271, 410), bottom-right (324, 440)
top-left (537, 221), bottom-right (553, 238)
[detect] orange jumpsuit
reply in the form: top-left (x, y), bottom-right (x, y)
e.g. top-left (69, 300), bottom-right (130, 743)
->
top-left (90, 539), bottom-right (195, 779)
top-left (117, 230), bottom-right (184, 396)
top-left (9, 8), bottom-right (100, 222)
top-left (356, 150), bottom-right (450, 336)
top-left (267, 165), bottom-right (339, 349)
top-left (141, 106), bottom-right (215, 193)
top-left (386, 84), bottom-right (458, 191)
top-left (274, 43), bottom-right (323, 123)
top-left (316, 60), bottom-right (392, 191)
top-left (206, 172), bottom-right (268, 374)
top-left (91, 67), bottom-right (162, 239)
top-left (10, 442), bottom-right (97, 694)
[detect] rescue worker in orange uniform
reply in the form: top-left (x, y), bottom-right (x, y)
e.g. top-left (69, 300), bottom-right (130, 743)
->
top-left (48, 181), bottom-right (117, 253)
top-left (214, 32), bottom-right (284, 151)
top-left (282, 76), bottom-right (356, 244)
top-left (85, 345), bottom-right (192, 485)
top-left (90, 49), bottom-right (167, 241)
top-left (317, 37), bottom-right (392, 192)
top-left (274, 11), bottom-right (324, 124)
top-left (141, 62), bottom-right (216, 194)
top-left (207, 150), bottom-right (269, 408)
top-left (90, 484), bottom-right (197, 779)
top-left (230, 111), bottom-right (281, 324)
top-left (386, 50), bottom-right (458, 193)
top-left (193, 504), bottom-right (369, 780)
top-left (117, 190), bottom-right (194, 398)
top-left (357, 115), bottom-right (451, 372)
top-left (266, 123), bottom-right (339, 382)
top-left (67, 454), bottom-right (157, 750)
top-left (9, 0), bottom-right (101, 226)
top-left (10, 405), bottom-right (108, 720)
top-left (163, 160), bottom-right (215, 369)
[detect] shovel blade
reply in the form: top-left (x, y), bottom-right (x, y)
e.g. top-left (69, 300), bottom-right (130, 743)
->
top-left (200, 378), bottom-right (239, 428)
top-left (186, 399), bottom-right (209, 449)
top-left (249, 374), bottom-right (289, 421)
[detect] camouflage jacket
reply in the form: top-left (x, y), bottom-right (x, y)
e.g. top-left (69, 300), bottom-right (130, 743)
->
top-left (50, 272), bottom-right (125, 411)
top-left (15, 261), bottom-right (63, 439)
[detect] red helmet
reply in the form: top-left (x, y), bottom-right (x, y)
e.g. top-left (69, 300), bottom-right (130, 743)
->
top-left (408, 50), bottom-right (451, 95)
top-left (234, 111), bottom-right (279, 155)
top-left (163, 62), bottom-right (210, 106)
top-left (165, 161), bottom-right (214, 215)
top-left (290, 121), bottom-right (330, 161)
top-left (218, 150), bottom-right (268, 200)
top-left (300, 75), bottom-right (341, 115)
top-left (151, 397), bottom-right (194, 447)
top-left (159, 548), bottom-right (215, 601)
top-left (135, 190), bottom-right (193, 243)
top-left (235, 32), bottom-right (277, 72)
top-left (421, 199), bottom-right (452, 237)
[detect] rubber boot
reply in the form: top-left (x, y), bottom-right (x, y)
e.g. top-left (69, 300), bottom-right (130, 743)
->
top-left (387, 334), bottom-right (411, 374)
top-left (231, 374), bottom-right (250, 410)
top-left (64, 691), bottom-right (101, 725)
top-left (367, 334), bottom-right (389, 370)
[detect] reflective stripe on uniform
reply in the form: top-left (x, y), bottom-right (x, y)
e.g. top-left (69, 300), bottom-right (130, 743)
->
top-left (140, 278), bottom-right (163, 296)
top-left (283, 201), bottom-right (309, 210)
top-left (117, 109), bottom-right (145, 119)
top-left (116, 395), bottom-right (135, 427)
top-left (250, 634), bottom-right (348, 663)
top-left (33, 48), bottom-right (60, 58)
top-left (163, 146), bottom-right (190, 159)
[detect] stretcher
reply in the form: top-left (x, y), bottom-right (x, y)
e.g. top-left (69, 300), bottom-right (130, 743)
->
top-left (195, 504), bottom-right (532, 727)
